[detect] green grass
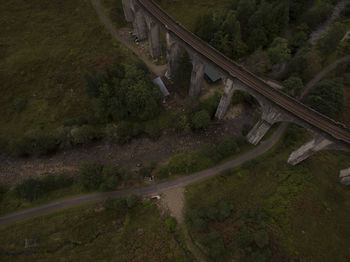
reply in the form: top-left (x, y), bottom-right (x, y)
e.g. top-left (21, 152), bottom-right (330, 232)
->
top-left (184, 126), bottom-right (350, 261)
top-left (155, 0), bottom-right (230, 30)
top-left (0, 0), bottom-right (133, 139)
top-left (0, 201), bottom-right (190, 261)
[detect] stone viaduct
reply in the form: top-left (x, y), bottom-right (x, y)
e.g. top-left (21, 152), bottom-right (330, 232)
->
top-left (122, 0), bottom-right (350, 168)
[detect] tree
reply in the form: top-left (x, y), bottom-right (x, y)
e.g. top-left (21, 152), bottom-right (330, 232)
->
top-left (194, 10), bottom-right (216, 42)
top-left (192, 110), bottom-right (211, 129)
top-left (79, 162), bottom-right (104, 191)
top-left (267, 37), bottom-right (291, 65)
top-left (283, 76), bottom-right (304, 98)
top-left (237, 0), bottom-right (256, 31)
top-left (245, 48), bottom-right (271, 75)
top-left (317, 22), bottom-right (347, 55)
top-left (307, 78), bottom-right (345, 117)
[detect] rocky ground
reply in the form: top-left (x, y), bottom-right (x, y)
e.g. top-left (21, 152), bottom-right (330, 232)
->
top-left (0, 106), bottom-right (256, 187)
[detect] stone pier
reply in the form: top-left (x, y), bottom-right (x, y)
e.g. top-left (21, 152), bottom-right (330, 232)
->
top-left (165, 32), bottom-right (181, 79)
top-left (189, 53), bottom-right (205, 97)
top-left (133, 4), bottom-right (148, 40)
top-left (145, 16), bottom-right (161, 58)
top-left (287, 134), bottom-right (333, 165)
top-left (215, 78), bottom-right (235, 119)
top-left (122, 0), bottom-right (134, 22)
top-left (340, 167), bottom-right (350, 185)
top-left (246, 120), bottom-right (272, 145)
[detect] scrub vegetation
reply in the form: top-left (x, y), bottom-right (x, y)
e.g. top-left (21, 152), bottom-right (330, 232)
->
top-left (0, 200), bottom-right (191, 262)
top-left (184, 125), bottom-right (350, 261)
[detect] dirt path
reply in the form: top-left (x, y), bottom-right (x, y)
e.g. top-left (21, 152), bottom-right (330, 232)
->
top-left (308, 0), bottom-right (350, 44)
top-left (0, 123), bottom-right (287, 225)
top-left (92, 0), bottom-right (166, 76)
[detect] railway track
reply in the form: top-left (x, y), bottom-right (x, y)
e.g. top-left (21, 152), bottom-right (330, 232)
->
top-left (138, 0), bottom-right (350, 144)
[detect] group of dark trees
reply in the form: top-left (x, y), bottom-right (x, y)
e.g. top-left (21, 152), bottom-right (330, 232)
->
top-left (194, 0), bottom-right (342, 61)
top-left (84, 61), bottom-right (163, 123)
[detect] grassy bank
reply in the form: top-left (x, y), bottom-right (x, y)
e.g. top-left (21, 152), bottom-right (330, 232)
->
top-left (184, 125), bottom-right (350, 261)
top-left (0, 0), bottom-right (132, 139)
top-left (0, 200), bottom-right (191, 261)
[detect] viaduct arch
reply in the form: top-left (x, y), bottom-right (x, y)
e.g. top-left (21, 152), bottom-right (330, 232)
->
top-left (122, 0), bottom-right (350, 166)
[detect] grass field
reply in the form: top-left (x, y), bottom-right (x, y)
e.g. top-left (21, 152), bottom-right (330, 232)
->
top-left (184, 125), bottom-right (350, 261)
top-left (155, 0), bottom-right (230, 30)
top-left (0, 0), bottom-right (132, 139)
top-left (0, 201), bottom-right (190, 262)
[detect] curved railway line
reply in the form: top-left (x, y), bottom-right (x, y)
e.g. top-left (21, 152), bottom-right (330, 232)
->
top-left (138, 0), bottom-right (350, 144)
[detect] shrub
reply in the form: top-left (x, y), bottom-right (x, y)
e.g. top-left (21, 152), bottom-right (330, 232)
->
top-left (184, 97), bottom-right (202, 116)
top-left (103, 197), bottom-right (127, 213)
top-left (79, 162), bottom-right (104, 191)
top-left (155, 166), bottom-right (170, 179)
top-left (0, 138), bottom-right (9, 154)
top-left (283, 76), bottom-right (304, 98)
top-left (14, 178), bottom-right (43, 201)
top-left (0, 184), bottom-right (8, 202)
top-left (201, 91), bottom-right (221, 117)
top-left (145, 122), bottom-right (161, 140)
top-left (9, 130), bottom-right (59, 157)
top-left (216, 139), bottom-right (240, 159)
top-left (40, 174), bottom-right (73, 192)
top-left (13, 174), bottom-right (72, 201)
top-left (168, 152), bottom-right (212, 175)
top-left (99, 164), bottom-right (122, 191)
top-left (126, 194), bottom-right (140, 208)
top-left (116, 121), bottom-right (134, 144)
top-left (254, 230), bottom-right (269, 248)
top-left (306, 78), bottom-right (345, 117)
top-left (165, 217), bottom-right (177, 232)
top-left (235, 229), bottom-right (254, 248)
top-left (192, 110), bottom-right (211, 129)
top-left (70, 125), bottom-right (101, 145)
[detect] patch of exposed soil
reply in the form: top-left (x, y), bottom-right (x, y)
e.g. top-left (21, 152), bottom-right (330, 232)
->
top-left (0, 109), bottom-right (256, 187)
top-left (160, 187), bottom-right (185, 223)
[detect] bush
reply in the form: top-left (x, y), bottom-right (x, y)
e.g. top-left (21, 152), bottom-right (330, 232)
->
top-left (283, 76), bottom-right (303, 98)
top-left (165, 217), bottom-right (177, 232)
top-left (13, 174), bottom-right (72, 201)
top-left (0, 184), bottom-right (8, 202)
top-left (232, 90), bottom-right (255, 105)
top-left (184, 97), bottom-right (202, 116)
top-left (9, 130), bottom-right (59, 157)
top-left (0, 138), bottom-right (8, 154)
top-left (99, 164), bottom-right (122, 191)
top-left (116, 121), bottom-right (134, 144)
top-left (192, 110), bottom-right (211, 129)
top-left (126, 194), bottom-right (140, 208)
top-left (14, 178), bottom-right (43, 201)
top-left (145, 122), bottom-right (161, 140)
top-left (201, 92), bottom-right (221, 117)
top-left (154, 166), bottom-right (170, 179)
top-left (79, 162), bottom-right (104, 191)
top-left (217, 139), bottom-right (240, 159)
top-left (103, 198), bottom-right (127, 213)
top-left (168, 152), bottom-right (212, 175)
top-left (306, 78), bottom-right (345, 117)
top-left (70, 125), bottom-right (101, 145)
